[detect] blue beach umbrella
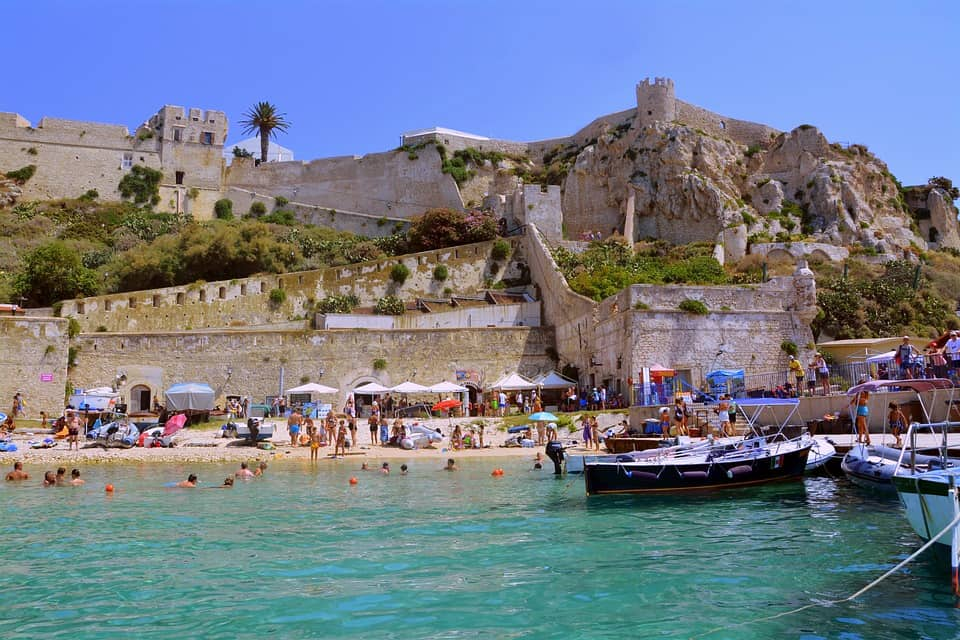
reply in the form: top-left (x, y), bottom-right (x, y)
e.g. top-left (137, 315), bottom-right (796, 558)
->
top-left (528, 411), bottom-right (558, 422)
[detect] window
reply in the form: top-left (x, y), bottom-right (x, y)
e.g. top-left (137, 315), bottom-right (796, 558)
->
top-left (218, 286), bottom-right (226, 299)
top-left (173, 127), bottom-right (184, 142)
top-left (199, 290), bottom-right (207, 302)
top-left (240, 284), bottom-right (247, 296)
top-left (176, 292), bottom-right (184, 305)
top-left (152, 295), bottom-right (160, 307)
top-left (104, 300), bottom-right (112, 311)
top-left (121, 153), bottom-right (133, 169)
top-left (175, 171), bottom-right (185, 185)
top-left (76, 302), bottom-right (85, 314)
top-left (201, 132), bottom-right (213, 145)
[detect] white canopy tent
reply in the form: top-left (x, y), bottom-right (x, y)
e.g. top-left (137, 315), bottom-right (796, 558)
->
top-left (490, 372), bottom-right (537, 391)
top-left (866, 350), bottom-right (896, 363)
top-left (427, 381), bottom-right (469, 393)
top-left (352, 382), bottom-right (393, 394)
top-left (532, 371), bottom-right (577, 389)
top-left (285, 382), bottom-right (339, 395)
top-left (391, 381), bottom-right (431, 394)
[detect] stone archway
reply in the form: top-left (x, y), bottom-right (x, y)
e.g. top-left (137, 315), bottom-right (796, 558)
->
top-left (128, 384), bottom-right (152, 413)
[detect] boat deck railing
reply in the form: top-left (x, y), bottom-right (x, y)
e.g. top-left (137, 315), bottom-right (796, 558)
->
top-left (895, 421), bottom-right (960, 476)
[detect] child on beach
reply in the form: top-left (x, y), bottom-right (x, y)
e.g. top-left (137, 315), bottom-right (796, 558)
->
top-left (334, 422), bottom-right (347, 458)
top-left (310, 428), bottom-right (321, 461)
top-left (888, 402), bottom-right (907, 449)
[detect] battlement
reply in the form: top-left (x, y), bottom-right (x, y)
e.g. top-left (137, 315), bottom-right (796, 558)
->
top-left (635, 76), bottom-right (677, 125)
top-left (148, 105), bottom-right (228, 146)
top-left (636, 77), bottom-right (675, 91)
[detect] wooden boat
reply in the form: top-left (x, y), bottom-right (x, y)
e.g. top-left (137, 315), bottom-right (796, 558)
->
top-left (583, 435), bottom-right (811, 495)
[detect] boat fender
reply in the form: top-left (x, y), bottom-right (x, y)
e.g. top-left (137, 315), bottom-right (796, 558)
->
top-left (624, 470), bottom-right (658, 481)
top-left (681, 471), bottom-right (709, 480)
top-left (726, 465), bottom-right (753, 479)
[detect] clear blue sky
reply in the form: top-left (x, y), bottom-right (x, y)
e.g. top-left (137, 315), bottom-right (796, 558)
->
top-left (3, 0), bottom-right (958, 187)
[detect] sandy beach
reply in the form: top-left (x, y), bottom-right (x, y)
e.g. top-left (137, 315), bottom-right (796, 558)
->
top-left (0, 413), bottom-right (627, 467)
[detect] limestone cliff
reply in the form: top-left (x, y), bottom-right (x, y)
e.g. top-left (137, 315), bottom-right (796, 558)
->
top-left (554, 119), bottom-right (943, 259)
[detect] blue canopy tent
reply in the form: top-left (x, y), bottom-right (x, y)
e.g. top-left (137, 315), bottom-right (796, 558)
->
top-left (705, 369), bottom-right (745, 399)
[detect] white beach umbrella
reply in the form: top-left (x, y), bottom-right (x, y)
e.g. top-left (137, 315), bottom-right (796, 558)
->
top-left (391, 381), bottom-right (431, 394)
top-left (284, 382), bottom-right (339, 395)
top-left (427, 381), bottom-right (469, 393)
top-left (352, 382), bottom-right (393, 394)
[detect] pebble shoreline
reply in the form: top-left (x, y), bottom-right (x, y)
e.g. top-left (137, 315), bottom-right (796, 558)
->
top-left (0, 415), bottom-right (618, 466)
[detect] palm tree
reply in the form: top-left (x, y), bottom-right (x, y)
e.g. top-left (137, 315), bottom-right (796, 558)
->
top-left (238, 102), bottom-right (291, 164)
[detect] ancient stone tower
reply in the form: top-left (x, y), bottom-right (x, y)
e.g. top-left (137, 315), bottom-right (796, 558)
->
top-left (635, 77), bottom-right (677, 126)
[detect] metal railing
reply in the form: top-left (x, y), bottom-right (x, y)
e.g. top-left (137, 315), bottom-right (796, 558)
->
top-left (630, 356), bottom-right (960, 405)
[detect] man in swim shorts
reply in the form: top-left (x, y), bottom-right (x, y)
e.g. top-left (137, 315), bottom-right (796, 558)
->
top-left (287, 409), bottom-right (302, 446)
top-left (6, 461), bottom-right (29, 481)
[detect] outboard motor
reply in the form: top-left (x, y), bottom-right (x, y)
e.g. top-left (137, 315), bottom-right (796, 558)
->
top-left (545, 441), bottom-right (564, 475)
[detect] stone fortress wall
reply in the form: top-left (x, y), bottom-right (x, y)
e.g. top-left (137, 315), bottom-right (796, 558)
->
top-left (0, 316), bottom-right (69, 416)
top-left (223, 186), bottom-right (410, 238)
top-left (0, 105), bottom-right (226, 217)
top-left (69, 326), bottom-right (555, 411)
top-left (57, 238), bottom-right (527, 333)
top-left (523, 223), bottom-right (816, 397)
top-left (223, 146), bottom-right (464, 220)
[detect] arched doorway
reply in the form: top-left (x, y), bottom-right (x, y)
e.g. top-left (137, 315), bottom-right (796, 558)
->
top-left (464, 382), bottom-right (480, 415)
top-left (129, 384), bottom-right (152, 414)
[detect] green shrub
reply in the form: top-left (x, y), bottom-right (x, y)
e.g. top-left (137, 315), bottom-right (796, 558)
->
top-left (443, 287), bottom-right (453, 295)
top-left (374, 295), bottom-right (405, 315)
top-left (67, 317), bottom-right (82, 339)
top-left (744, 144), bottom-right (762, 158)
top-left (67, 346), bottom-right (80, 369)
top-left (79, 189), bottom-right (99, 202)
top-left (780, 340), bottom-right (798, 357)
top-left (261, 209), bottom-right (296, 225)
top-left (390, 263), bottom-right (411, 284)
top-left (96, 325), bottom-right (108, 332)
top-left (268, 288), bottom-right (286, 306)
top-left (491, 239), bottom-right (511, 260)
top-left (51, 301), bottom-right (63, 317)
top-left (5, 164), bottom-right (37, 184)
top-left (406, 208), bottom-right (497, 252)
top-left (433, 264), bottom-right (449, 281)
top-left (214, 199), bottom-right (234, 220)
top-left (377, 217), bottom-right (388, 227)
top-left (274, 196), bottom-right (289, 207)
top-left (249, 201), bottom-right (267, 217)
top-left (633, 301), bottom-right (650, 310)
top-left (12, 242), bottom-right (98, 306)
top-left (317, 294), bottom-right (359, 314)
top-left (678, 299), bottom-right (708, 315)
top-left (373, 358), bottom-right (388, 370)
top-left (118, 165), bottom-right (162, 206)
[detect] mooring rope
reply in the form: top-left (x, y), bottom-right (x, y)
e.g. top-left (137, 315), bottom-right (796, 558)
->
top-left (690, 509), bottom-right (960, 639)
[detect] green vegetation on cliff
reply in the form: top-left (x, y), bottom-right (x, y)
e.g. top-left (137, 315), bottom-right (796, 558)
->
top-left (552, 239), bottom-right (735, 301)
top-left (0, 199), bottom-right (505, 306)
top-left (811, 254), bottom-right (960, 340)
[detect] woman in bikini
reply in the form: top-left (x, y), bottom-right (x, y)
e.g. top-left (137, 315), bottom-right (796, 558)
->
top-left (850, 390), bottom-right (871, 445)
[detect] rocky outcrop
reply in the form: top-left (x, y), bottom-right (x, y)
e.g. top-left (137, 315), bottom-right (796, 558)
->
top-left (464, 107), bottom-right (953, 260)
top-left (0, 178), bottom-right (22, 207)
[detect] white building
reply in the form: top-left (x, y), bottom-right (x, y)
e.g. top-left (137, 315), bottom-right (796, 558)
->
top-left (223, 137), bottom-right (295, 164)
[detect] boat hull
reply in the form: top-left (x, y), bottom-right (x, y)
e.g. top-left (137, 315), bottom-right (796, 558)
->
top-left (584, 445), bottom-right (810, 495)
top-left (893, 471), bottom-right (960, 546)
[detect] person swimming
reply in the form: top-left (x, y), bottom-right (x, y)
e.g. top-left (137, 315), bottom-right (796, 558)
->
top-left (176, 474), bottom-right (198, 488)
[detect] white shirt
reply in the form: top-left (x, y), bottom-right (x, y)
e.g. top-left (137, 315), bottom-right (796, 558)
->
top-left (946, 338), bottom-right (960, 357)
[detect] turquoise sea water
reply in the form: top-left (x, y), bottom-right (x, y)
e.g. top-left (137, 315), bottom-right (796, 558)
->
top-left (2, 459), bottom-right (960, 639)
